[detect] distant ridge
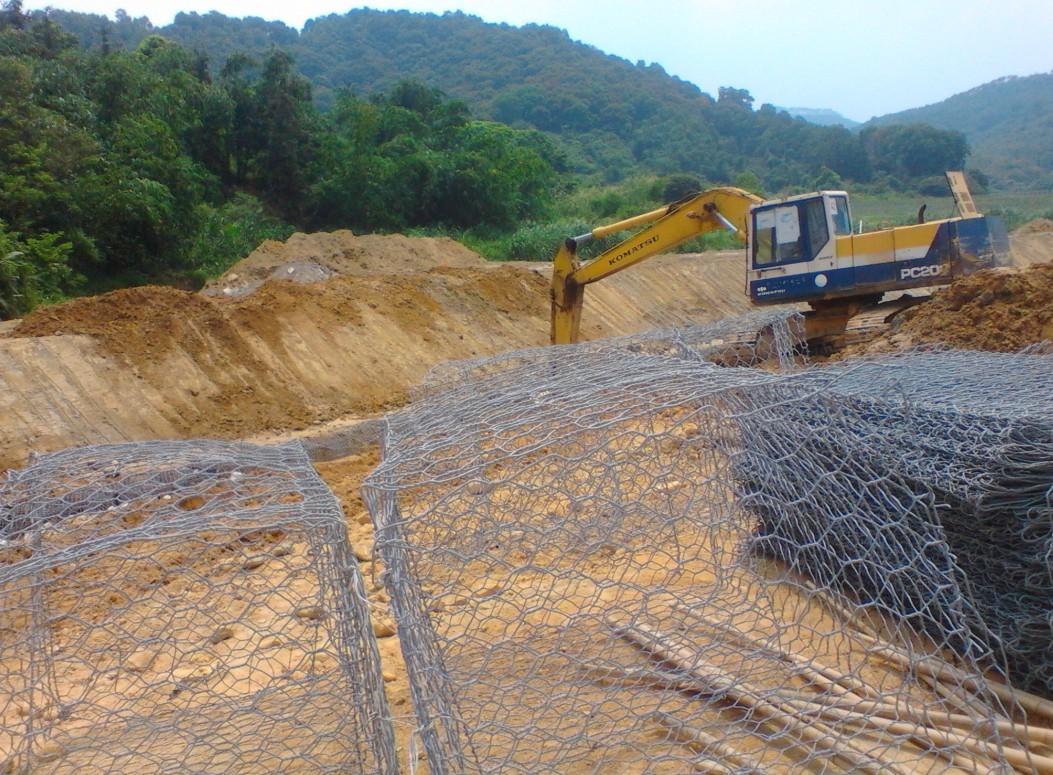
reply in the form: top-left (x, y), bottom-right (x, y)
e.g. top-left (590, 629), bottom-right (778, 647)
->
top-left (46, 7), bottom-right (1038, 189)
top-left (778, 107), bottom-right (860, 129)
top-left (866, 73), bottom-right (1053, 190)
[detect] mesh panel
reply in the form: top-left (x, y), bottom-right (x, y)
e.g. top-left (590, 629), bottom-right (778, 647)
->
top-left (366, 314), bottom-right (1053, 774)
top-left (0, 440), bottom-right (397, 775)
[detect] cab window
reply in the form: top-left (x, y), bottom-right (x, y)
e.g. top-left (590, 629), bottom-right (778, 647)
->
top-left (753, 209), bottom-right (776, 265)
top-left (753, 198), bottom-right (828, 267)
top-left (805, 198), bottom-right (829, 257)
top-left (829, 195), bottom-right (852, 236)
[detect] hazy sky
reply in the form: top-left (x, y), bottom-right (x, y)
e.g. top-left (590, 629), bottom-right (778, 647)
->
top-left (26, 0), bottom-right (1053, 120)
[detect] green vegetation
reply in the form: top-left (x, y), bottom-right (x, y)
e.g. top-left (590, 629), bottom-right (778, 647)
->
top-left (866, 73), bottom-right (1053, 191)
top-left (0, 221), bottom-right (74, 318)
top-left (47, 8), bottom-right (975, 193)
top-left (1, 4), bottom-right (1048, 316)
top-left (0, 6), bottom-right (560, 316)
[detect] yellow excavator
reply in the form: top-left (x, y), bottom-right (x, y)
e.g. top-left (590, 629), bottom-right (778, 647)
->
top-left (550, 172), bottom-right (1008, 346)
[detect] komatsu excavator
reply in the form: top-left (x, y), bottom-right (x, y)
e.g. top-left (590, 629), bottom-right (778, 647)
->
top-left (550, 172), bottom-right (1009, 346)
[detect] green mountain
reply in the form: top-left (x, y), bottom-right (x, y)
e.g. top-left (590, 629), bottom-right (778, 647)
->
top-left (866, 73), bottom-right (1053, 190)
top-left (46, 8), bottom-right (887, 190)
top-left (31, 7), bottom-right (979, 192)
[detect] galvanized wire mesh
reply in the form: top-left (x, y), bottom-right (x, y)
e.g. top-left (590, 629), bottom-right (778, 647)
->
top-left (0, 440), bottom-right (397, 775)
top-left (414, 308), bottom-right (807, 401)
top-left (365, 314), bottom-right (1053, 775)
top-left (755, 349), bottom-right (1053, 697)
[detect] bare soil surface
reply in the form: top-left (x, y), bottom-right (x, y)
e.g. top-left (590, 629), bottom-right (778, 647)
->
top-left (204, 231), bottom-right (488, 296)
top-left (840, 261), bottom-right (1053, 357)
top-left (0, 235), bottom-right (752, 471)
top-left (1011, 218), bottom-right (1053, 268)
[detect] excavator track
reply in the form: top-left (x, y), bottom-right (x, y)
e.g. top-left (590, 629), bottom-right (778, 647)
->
top-left (805, 293), bottom-right (930, 353)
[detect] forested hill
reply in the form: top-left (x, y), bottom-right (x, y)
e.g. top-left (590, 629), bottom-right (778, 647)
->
top-left (866, 73), bottom-right (1053, 190)
top-left (45, 7), bottom-right (941, 191)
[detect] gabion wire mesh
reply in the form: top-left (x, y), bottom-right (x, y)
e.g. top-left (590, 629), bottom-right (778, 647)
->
top-left (365, 314), bottom-right (1053, 775)
top-left (414, 308), bottom-right (806, 401)
top-left (751, 349), bottom-right (1053, 697)
top-left (0, 440), bottom-right (397, 775)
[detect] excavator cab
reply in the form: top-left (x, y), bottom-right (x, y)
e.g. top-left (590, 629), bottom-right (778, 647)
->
top-left (746, 182), bottom-right (1008, 308)
top-left (748, 192), bottom-right (853, 303)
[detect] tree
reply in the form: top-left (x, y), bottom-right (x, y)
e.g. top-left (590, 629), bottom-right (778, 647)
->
top-left (254, 49), bottom-right (316, 219)
top-left (0, 0), bottom-right (26, 30)
top-left (861, 124), bottom-right (969, 180)
top-left (0, 220), bottom-right (75, 318)
top-left (718, 86), bottom-right (754, 110)
top-left (662, 174), bottom-right (702, 202)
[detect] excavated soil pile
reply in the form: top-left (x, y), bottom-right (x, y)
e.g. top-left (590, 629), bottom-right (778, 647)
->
top-left (896, 263), bottom-right (1053, 352)
top-left (1, 231), bottom-right (755, 469)
top-left (10, 267), bottom-right (550, 443)
top-left (205, 231), bottom-right (486, 296)
top-left (1011, 218), bottom-right (1053, 268)
top-left (15, 285), bottom-right (260, 369)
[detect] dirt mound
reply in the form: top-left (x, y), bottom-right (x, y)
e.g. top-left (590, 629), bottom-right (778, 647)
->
top-left (1011, 219), bottom-right (1053, 268)
top-left (1, 246), bottom-right (756, 469)
top-left (895, 264), bottom-right (1053, 351)
top-left (206, 230), bottom-right (487, 295)
top-left (1015, 218), bottom-right (1053, 235)
top-left (16, 285), bottom-right (246, 364)
top-left (6, 266), bottom-right (552, 451)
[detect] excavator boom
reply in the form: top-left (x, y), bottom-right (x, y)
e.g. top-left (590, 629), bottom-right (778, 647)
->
top-left (551, 187), bottom-right (762, 344)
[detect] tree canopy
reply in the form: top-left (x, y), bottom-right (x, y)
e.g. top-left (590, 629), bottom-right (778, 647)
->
top-left (0, 8), bottom-right (561, 316)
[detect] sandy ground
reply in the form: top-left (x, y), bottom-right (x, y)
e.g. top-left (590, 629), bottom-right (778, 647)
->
top-left (3, 224), bottom-right (1053, 772)
top-left (0, 234), bottom-right (753, 471)
top-left (5, 442), bottom-right (1033, 775)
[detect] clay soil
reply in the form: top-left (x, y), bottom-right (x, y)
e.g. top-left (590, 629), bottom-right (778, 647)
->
top-left (0, 232), bottom-right (753, 470)
top-left (3, 224), bottom-right (1053, 772)
top-left (840, 261), bottom-right (1053, 358)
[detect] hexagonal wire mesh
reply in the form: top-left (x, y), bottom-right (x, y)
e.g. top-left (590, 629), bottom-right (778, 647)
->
top-left (365, 312), bottom-right (1053, 774)
top-left (0, 440), bottom-right (398, 775)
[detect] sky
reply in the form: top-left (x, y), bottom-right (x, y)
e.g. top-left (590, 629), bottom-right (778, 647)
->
top-left (24, 0), bottom-right (1053, 120)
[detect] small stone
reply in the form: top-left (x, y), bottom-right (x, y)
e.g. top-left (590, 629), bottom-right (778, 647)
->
top-left (208, 626), bottom-right (236, 645)
top-left (174, 664), bottom-right (214, 683)
top-left (272, 544), bottom-right (292, 557)
top-left (372, 618), bottom-right (396, 638)
top-left (382, 670), bottom-right (397, 683)
top-left (177, 496), bottom-right (205, 511)
top-left (467, 480), bottom-right (491, 496)
top-left (356, 513), bottom-right (371, 526)
top-left (294, 606), bottom-right (325, 621)
top-left (33, 740), bottom-right (66, 763)
top-left (260, 636), bottom-right (282, 649)
top-left (241, 556), bottom-right (266, 571)
top-left (126, 651), bottom-right (155, 673)
top-left (354, 545), bottom-right (372, 562)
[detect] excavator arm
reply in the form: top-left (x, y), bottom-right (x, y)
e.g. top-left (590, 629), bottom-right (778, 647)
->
top-left (551, 187), bottom-right (763, 344)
